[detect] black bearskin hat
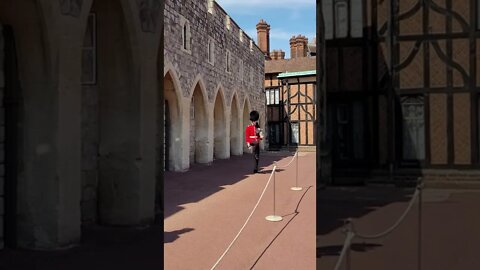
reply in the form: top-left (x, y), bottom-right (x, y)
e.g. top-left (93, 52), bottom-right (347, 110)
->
top-left (249, 110), bottom-right (260, 121)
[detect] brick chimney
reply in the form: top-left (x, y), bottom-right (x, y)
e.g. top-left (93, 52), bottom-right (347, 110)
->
top-left (296, 35), bottom-right (308, 58)
top-left (290, 36), bottom-right (297, 58)
top-left (290, 35), bottom-right (308, 58)
top-left (256, 19), bottom-right (270, 59)
top-left (271, 49), bottom-right (285, 60)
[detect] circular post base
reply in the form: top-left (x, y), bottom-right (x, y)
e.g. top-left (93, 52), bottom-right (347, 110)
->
top-left (265, 215), bottom-right (283, 222)
top-left (291, 187), bottom-right (303, 191)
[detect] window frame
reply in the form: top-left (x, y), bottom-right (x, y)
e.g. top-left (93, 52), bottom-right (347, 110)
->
top-left (208, 37), bottom-right (215, 65)
top-left (323, 0), bottom-right (364, 40)
top-left (225, 50), bottom-right (231, 73)
top-left (400, 95), bottom-right (426, 163)
top-left (180, 17), bottom-right (192, 54)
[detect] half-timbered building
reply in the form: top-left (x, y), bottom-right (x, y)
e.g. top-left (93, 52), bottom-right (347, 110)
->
top-left (323, 0), bottom-right (480, 186)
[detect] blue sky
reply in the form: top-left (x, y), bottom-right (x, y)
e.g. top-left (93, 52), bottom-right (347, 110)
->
top-left (215, 0), bottom-right (316, 59)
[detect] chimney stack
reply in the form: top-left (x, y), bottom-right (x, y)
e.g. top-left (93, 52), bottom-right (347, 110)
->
top-left (290, 35), bottom-right (308, 59)
top-left (297, 35), bottom-right (308, 58)
top-left (270, 49), bottom-right (286, 60)
top-left (290, 36), bottom-right (297, 58)
top-left (256, 19), bottom-right (270, 59)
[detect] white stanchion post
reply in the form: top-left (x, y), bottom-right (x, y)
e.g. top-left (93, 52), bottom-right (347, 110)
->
top-left (266, 163), bottom-right (282, 222)
top-left (291, 151), bottom-right (302, 191)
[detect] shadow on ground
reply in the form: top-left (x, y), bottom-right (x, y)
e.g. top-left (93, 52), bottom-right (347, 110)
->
top-left (164, 152), bottom-right (294, 219)
top-left (164, 228), bottom-right (194, 243)
top-left (249, 185), bottom-right (313, 269)
top-left (317, 186), bottom-right (415, 236)
top-left (317, 243), bottom-right (383, 258)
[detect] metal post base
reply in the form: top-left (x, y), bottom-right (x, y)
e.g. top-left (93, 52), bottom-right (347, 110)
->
top-left (265, 215), bottom-right (283, 222)
top-left (291, 187), bottom-right (303, 191)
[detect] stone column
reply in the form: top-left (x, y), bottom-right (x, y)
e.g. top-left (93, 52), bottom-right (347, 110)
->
top-left (0, 22), bottom-right (5, 250)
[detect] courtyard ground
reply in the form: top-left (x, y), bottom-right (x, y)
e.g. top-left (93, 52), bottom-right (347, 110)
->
top-left (0, 151), bottom-right (315, 270)
top-left (164, 151), bottom-right (316, 270)
top-left (317, 186), bottom-right (480, 270)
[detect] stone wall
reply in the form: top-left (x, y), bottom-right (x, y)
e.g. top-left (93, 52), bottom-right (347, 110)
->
top-left (81, 85), bottom-right (98, 225)
top-left (164, 0), bottom-right (265, 103)
top-left (164, 0), bottom-right (265, 169)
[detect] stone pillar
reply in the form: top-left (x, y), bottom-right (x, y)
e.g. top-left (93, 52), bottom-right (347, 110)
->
top-left (0, 0), bottom-right (85, 250)
top-left (256, 19), bottom-right (270, 60)
top-left (0, 23), bottom-right (4, 250)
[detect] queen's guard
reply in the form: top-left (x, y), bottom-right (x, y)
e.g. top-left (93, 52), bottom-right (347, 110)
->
top-left (245, 110), bottom-right (264, 173)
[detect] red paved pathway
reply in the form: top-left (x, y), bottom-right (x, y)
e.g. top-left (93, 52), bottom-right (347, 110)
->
top-left (317, 187), bottom-right (480, 270)
top-left (165, 151), bottom-right (316, 270)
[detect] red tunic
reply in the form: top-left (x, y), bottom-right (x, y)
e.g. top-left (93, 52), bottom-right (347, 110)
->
top-left (245, 124), bottom-right (262, 145)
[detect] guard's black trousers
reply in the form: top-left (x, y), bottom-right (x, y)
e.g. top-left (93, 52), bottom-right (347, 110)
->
top-left (253, 143), bottom-right (260, 172)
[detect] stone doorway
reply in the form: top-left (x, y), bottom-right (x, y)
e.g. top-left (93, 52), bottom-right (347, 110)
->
top-left (163, 71), bottom-right (182, 171)
top-left (81, 0), bottom-right (142, 226)
top-left (190, 82), bottom-right (208, 164)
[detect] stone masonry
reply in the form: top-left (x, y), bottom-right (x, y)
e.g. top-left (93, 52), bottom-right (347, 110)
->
top-left (164, 0), bottom-right (266, 171)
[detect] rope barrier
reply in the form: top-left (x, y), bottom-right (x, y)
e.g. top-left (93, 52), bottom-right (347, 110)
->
top-left (210, 165), bottom-right (278, 270)
top-left (352, 187), bottom-right (420, 239)
top-left (334, 180), bottom-right (423, 269)
top-left (275, 151), bottom-right (298, 169)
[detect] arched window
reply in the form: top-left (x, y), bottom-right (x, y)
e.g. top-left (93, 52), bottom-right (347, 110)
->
top-left (180, 17), bottom-right (191, 53)
top-left (183, 24), bottom-right (188, 50)
top-left (208, 38), bottom-right (215, 65)
top-left (226, 51), bottom-right (231, 73)
top-left (239, 60), bottom-right (243, 81)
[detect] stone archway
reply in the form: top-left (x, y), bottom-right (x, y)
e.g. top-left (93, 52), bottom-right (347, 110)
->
top-left (80, 0), bottom-right (144, 226)
top-left (213, 88), bottom-right (228, 160)
top-left (242, 98), bottom-right (251, 153)
top-left (0, 21), bottom-right (21, 249)
top-left (163, 71), bottom-right (183, 171)
top-left (230, 93), bottom-right (242, 156)
top-left (190, 81), bottom-right (209, 164)
top-left (0, 0), bottom-right (54, 249)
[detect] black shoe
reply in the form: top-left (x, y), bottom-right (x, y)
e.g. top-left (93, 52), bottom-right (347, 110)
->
top-left (253, 169), bottom-right (258, 173)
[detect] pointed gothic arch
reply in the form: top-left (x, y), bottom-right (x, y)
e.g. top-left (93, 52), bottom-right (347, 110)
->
top-left (213, 86), bottom-right (228, 159)
top-left (230, 91), bottom-right (242, 156)
top-left (189, 75), bottom-right (209, 164)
